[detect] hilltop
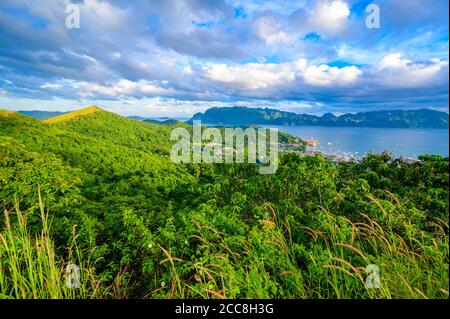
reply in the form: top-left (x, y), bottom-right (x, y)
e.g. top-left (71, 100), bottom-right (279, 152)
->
top-left (21, 106), bottom-right (176, 156)
top-left (43, 106), bottom-right (103, 123)
top-left (0, 110), bottom-right (17, 117)
top-left (190, 107), bottom-right (449, 129)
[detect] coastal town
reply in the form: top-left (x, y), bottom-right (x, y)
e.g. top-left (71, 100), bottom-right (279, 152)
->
top-left (279, 137), bottom-right (420, 164)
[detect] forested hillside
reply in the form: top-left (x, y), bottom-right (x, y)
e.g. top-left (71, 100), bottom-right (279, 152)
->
top-left (0, 107), bottom-right (448, 299)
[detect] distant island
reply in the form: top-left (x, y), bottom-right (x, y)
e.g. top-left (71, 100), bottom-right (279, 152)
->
top-left (190, 107), bottom-right (449, 129)
top-left (14, 107), bottom-right (449, 129)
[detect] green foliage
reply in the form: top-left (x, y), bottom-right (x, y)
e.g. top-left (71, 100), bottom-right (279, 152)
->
top-left (0, 137), bottom-right (82, 213)
top-left (0, 194), bottom-right (102, 299)
top-left (0, 110), bottom-right (448, 299)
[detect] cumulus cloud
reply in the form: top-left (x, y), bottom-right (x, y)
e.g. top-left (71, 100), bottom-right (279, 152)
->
top-left (310, 0), bottom-right (350, 34)
top-left (203, 59), bottom-right (361, 91)
top-left (253, 14), bottom-right (290, 44)
top-left (76, 79), bottom-right (175, 99)
top-left (203, 61), bottom-right (300, 90)
top-left (374, 53), bottom-right (448, 88)
top-left (303, 64), bottom-right (361, 86)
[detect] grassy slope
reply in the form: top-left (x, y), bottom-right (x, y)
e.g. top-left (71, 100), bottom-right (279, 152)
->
top-left (0, 110), bottom-right (17, 117)
top-left (1, 107), bottom-right (173, 158)
top-left (43, 106), bottom-right (103, 123)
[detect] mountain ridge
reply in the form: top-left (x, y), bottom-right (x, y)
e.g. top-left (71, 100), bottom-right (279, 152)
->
top-left (18, 110), bottom-right (67, 119)
top-left (190, 107), bottom-right (449, 129)
top-left (43, 106), bottom-right (104, 123)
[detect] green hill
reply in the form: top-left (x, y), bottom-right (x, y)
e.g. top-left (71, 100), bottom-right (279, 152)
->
top-left (43, 106), bottom-right (103, 123)
top-left (0, 109), bottom-right (18, 117)
top-left (0, 106), bottom-right (194, 212)
top-left (44, 106), bottom-right (175, 155)
top-left (0, 106), bottom-right (448, 299)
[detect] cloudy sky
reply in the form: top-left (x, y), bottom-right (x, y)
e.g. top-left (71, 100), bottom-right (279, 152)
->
top-left (0, 0), bottom-right (448, 117)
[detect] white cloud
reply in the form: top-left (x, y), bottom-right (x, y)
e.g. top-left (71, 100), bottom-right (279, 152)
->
top-left (76, 79), bottom-right (174, 98)
top-left (203, 58), bottom-right (361, 90)
top-left (110, 52), bottom-right (122, 61)
top-left (377, 53), bottom-right (410, 69)
top-left (375, 53), bottom-right (448, 88)
top-left (82, 0), bottom-right (128, 30)
top-left (182, 65), bottom-right (194, 75)
top-left (254, 15), bottom-right (290, 44)
top-left (311, 0), bottom-right (350, 33)
top-left (40, 83), bottom-right (63, 89)
top-left (203, 61), bottom-right (299, 90)
top-left (303, 64), bottom-right (362, 86)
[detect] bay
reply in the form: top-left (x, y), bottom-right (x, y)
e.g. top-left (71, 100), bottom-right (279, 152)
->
top-left (262, 125), bottom-right (449, 159)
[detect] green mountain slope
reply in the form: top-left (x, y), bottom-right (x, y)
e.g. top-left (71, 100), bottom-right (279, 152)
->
top-left (44, 106), bottom-right (175, 155)
top-left (0, 106), bottom-right (448, 299)
top-left (0, 107), bottom-right (196, 210)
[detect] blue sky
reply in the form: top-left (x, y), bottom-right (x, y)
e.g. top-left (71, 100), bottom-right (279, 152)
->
top-left (0, 0), bottom-right (448, 117)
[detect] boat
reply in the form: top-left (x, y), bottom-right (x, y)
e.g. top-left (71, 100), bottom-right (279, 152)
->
top-left (305, 138), bottom-right (320, 147)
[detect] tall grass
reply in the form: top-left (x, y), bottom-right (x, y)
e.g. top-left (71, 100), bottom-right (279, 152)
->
top-left (0, 191), bottom-right (448, 299)
top-left (0, 193), bottom-right (101, 299)
top-left (149, 193), bottom-right (448, 299)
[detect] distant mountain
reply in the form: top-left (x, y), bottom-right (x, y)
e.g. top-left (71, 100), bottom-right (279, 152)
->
top-left (18, 110), bottom-right (67, 119)
top-left (190, 107), bottom-right (449, 129)
top-left (127, 115), bottom-right (150, 121)
top-left (143, 118), bottom-right (180, 125)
